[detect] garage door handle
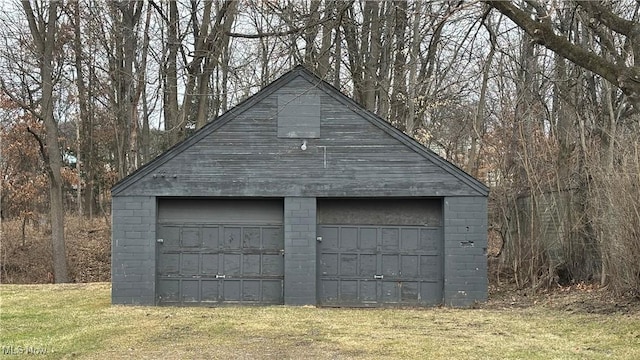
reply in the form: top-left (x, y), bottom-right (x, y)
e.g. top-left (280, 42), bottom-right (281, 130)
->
top-left (156, 238), bottom-right (164, 244)
top-left (216, 274), bottom-right (226, 279)
top-left (374, 275), bottom-right (383, 280)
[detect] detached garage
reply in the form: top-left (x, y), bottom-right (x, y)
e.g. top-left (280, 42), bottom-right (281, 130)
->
top-left (111, 66), bottom-right (488, 307)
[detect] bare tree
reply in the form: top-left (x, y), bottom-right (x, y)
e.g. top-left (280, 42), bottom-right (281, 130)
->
top-left (21, 0), bottom-right (69, 282)
top-left (484, 0), bottom-right (640, 106)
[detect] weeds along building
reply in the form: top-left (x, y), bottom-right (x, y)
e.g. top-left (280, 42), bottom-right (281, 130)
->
top-left (110, 66), bottom-right (488, 307)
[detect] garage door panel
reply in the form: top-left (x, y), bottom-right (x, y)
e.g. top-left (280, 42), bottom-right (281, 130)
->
top-left (420, 256), bottom-right (440, 279)
top-left (224, 227), bottom-right (242, 249)
top-left (360, 254), bottom-right (376, 276)
top-left (320, 280), bottom-right (338, 303)
top-left (201, 254), bottom-right (218, 274)
top-left (381, 281), bottom-right (399, 303)
top-left (223, 254), bottom-right (241, 275)
top-left (243, 254), bottom-right (261, 275)
top-left (401, 255), bottom-right (419, 277)
top-left (340, 254), bottom-right (358, 275)
top-left (340, 228), bottom-right (358, 250)
top-left (157, 199), bottom-right (284, 305)
top-left (158, 280), bottom-right (180, 302)
top-left (242, 281), bottom-right (261, 301)
top-left (159, 253), bottom-right (180, 274)
top-left (181, 253), bottom-right (200, 274)
top-left (262, 281), bottom-right (283, 302)
top-left (382, 228), bottom-right (399, 249)
top-left (401, 228), bottom-right (419, 251)
top-left (182, 227), bottom-right (201, 247)
top-left (262, 227), bottom-right (283, 248)
top-left (322, 227), bottom-right (339, 248)
top-left (318, 223), bottom-right (443, 307)
top-left (201, 280), bottom-right (219, 302)
top-left (359, 280), bottom-right (376, 302)
top-left (340, 280), bottom-right (358, 302)
top-left (359, 228), bottom-right (377, 250)
top-left (158, 226), bottom-right (180, 247)
top-left (222, 281), bottom-right (241, 301)
top-left (319, 253), bottom-right (338, 276)
top-left (420, 228), bottom-right (441, 252)
top-left (202, 227), bottom-right (220, 248)
top-left (262, 255), bottom-right (284, 276)
top-left (243, 227), bottom-right (261, 248)
top-left (400, 282), bottom-right (419, 302)
top-left (182, 280), bottom-right (199, 302)
top-left (420, 282), bottom-right (442, 305)
top-left (382, 255), bottom-right (399, 277)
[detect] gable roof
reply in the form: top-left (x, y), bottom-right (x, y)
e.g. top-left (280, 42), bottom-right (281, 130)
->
top-left (112, 65), bottom-right (488, 196)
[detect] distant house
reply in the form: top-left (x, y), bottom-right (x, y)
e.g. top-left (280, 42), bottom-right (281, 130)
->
top-left (111, 66), bottom-right (488, 307)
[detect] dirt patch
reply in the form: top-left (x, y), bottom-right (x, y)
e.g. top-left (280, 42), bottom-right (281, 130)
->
top-left (0, 216), bottom-right (111, 283)
top-left (485, 282), bottom-right (640, 314)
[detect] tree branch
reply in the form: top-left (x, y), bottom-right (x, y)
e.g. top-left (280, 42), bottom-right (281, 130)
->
top-left (575, 0), bottom-right (639, 37)
top-left (483, 0), bottom-right (640, 103)
top-left (27, 126), bottom-right (48, 164)
top-left (227, 3), bottom-right (349, 39)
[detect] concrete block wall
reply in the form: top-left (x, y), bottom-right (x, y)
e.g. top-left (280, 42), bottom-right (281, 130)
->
top-left (283, 197), bottom-right (317, 305)
top-left (443, 196), bottom-right (488, 307)
top-left (111, 196), bottom-right (156, 305)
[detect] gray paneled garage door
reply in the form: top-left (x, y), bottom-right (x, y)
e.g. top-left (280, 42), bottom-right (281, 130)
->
top-left (156, 199), bottom-right (284, 305)
top-left (317, 199), bottom-right (443, 307)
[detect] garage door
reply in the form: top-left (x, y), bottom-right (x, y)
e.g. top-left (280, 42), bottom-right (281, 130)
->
top-left (317, 199), bottom-right (443, 307)
top-left (156, 199), bottom-right (284, 305)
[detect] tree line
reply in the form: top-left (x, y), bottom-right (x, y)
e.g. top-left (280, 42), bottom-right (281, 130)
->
top-left (0, 0), bottom-right (638, 295)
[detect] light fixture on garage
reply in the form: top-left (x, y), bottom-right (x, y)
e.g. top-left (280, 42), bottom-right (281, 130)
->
top-left (301, 140), bottom-right (307, 151)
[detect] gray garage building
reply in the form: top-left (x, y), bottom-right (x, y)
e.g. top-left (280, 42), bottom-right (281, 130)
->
top-left (111, 66), bottom-right (488, 307)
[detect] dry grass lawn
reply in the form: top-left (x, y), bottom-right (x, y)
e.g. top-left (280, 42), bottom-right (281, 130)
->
top-left (0, 283), bottom-right (639, 359)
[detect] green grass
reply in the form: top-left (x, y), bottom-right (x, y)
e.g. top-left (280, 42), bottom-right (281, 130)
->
top-left (0, 283), bottom-right (639, 359)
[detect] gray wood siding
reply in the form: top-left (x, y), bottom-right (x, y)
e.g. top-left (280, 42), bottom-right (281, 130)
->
top-left (116, 76), bottom-right (483, 197)
top-left (277, 94), bottom-right (320, 138)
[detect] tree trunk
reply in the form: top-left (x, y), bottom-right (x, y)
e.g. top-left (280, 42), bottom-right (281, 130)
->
top-left (468, 13), bottom-right (497, 178)
top-left (194, 0), bottom-right (238, 130)
top-left (405, 1), bottom-right (421, 135)
top-left (22, 0), bottom-right (69, 283)
top-left (73, 0), bottom-right (88, 217)
top-left (163, 0), bottom-right (180, 145)
top-left (390, 0), bottom-right (407, 126)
